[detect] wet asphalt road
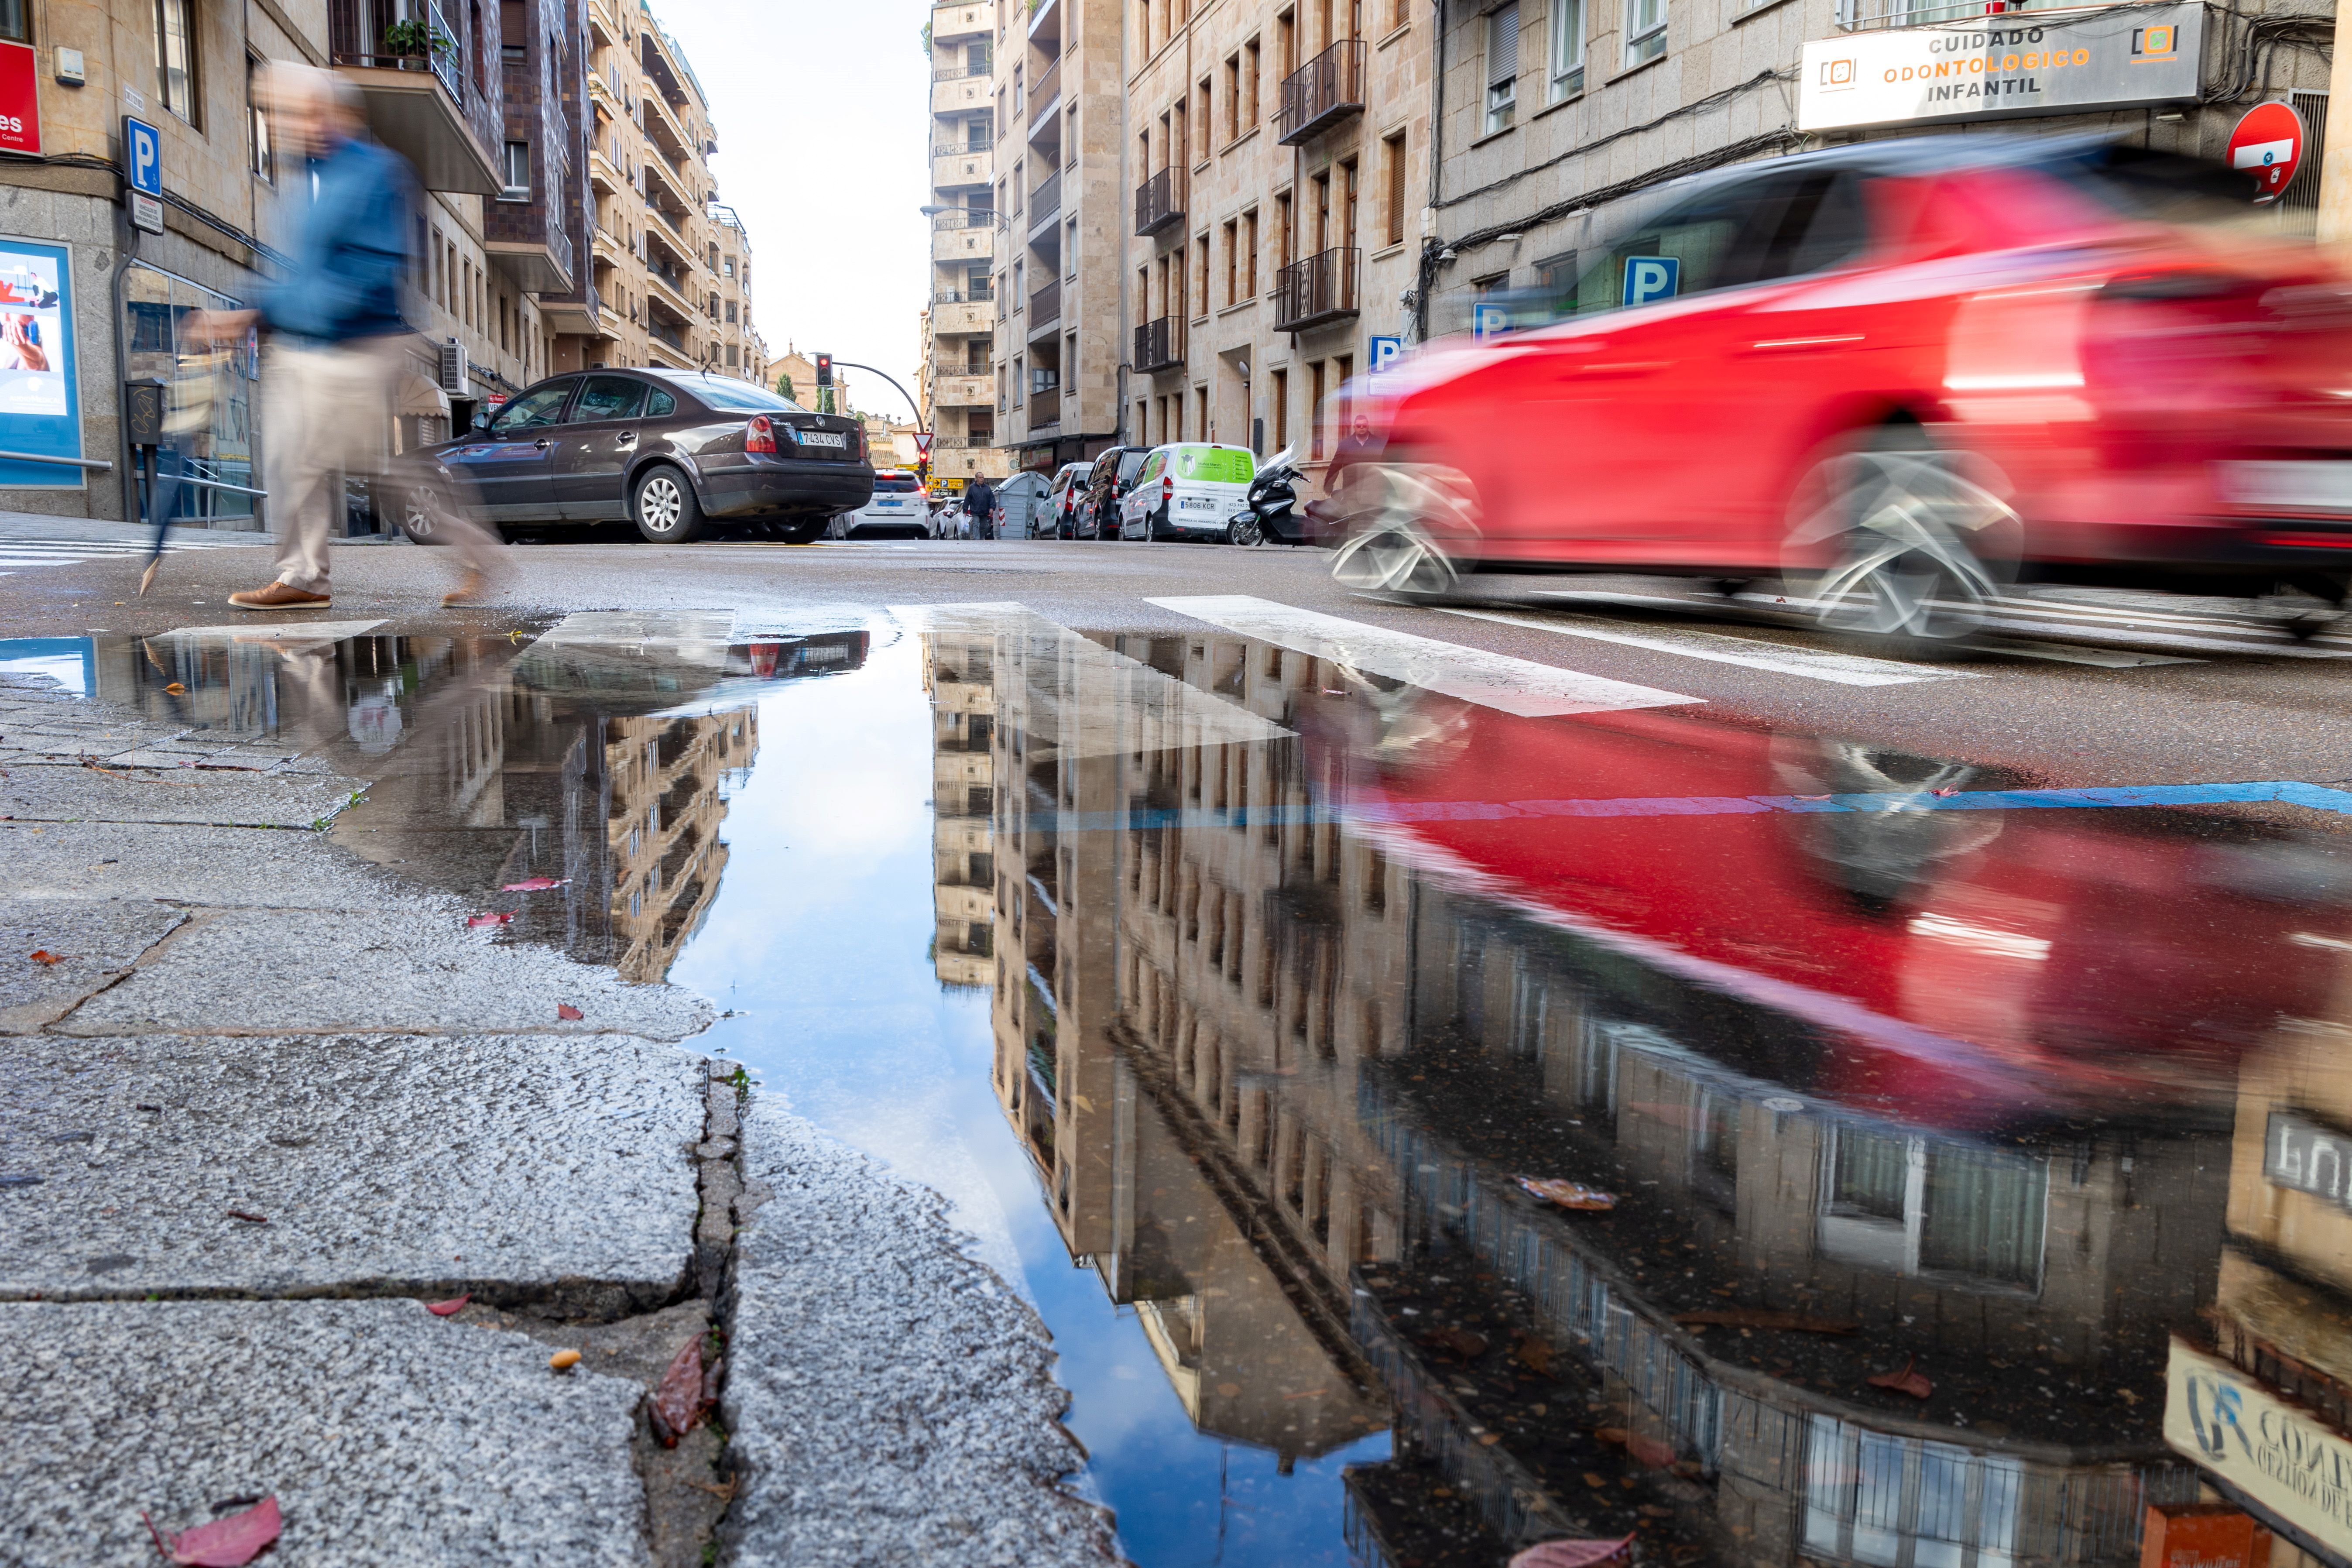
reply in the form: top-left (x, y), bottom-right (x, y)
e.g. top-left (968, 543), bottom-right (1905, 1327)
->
top-left (9, 522), bottom-right (2351, 817)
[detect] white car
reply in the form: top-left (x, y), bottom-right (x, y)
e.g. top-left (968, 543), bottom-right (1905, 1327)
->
top-left (834, 470), bottom-right (929, 539)
top-left (1117, 443), bottom-right (1258, 542)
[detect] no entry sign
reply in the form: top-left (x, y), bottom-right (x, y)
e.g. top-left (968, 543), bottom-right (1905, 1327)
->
top-left (2228, 101), bottom-right (2304, 204)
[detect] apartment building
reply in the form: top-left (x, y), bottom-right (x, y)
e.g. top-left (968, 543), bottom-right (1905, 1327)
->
top-left (0, 0), bottom-right (591, 525)
top-left (1125, 0), bottom-right (1430, 488)
top-left (995, 0), bottom-right (1127, 474)
top-left (707, 203), bottom-right (764, 382)
top-left (1422, 0), bottom-right (2331, 333)
top-left (579, 0), bottom-right (751, 375)
top-left (923, 0), bottom-right (1007, 491)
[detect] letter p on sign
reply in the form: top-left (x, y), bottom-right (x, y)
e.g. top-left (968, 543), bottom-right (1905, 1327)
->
top-left (1622, 256), bottom-right (1680, 308)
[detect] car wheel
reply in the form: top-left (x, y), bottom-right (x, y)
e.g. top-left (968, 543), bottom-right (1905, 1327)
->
top-left (1226, 514), bottom-right (1263, 547)
top-left (397, 484), bottom-right (448, 546)
top-left (631, 465), bottom-right (705, 544)
top-left (1783, 427), bottom-right (2017, 639)
top-left (1148, 504), bottom-right (1173, 542)
top-left (777, 517), bottom-right (826, 545)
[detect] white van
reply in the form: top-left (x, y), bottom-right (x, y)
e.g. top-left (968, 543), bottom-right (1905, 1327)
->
top-left (1116, 443), bottom-right (1258, 542)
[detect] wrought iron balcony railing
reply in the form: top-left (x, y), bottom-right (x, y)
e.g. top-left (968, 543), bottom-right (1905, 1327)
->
top-left (1271, 247), bottom-right (1360, 331)
top-left (1133, 316), bottom-right (1184, 373)
top-left (1135, 167), bottom-right (1183, 237)
top-left (1276, 39), bottom-right (1365, 145)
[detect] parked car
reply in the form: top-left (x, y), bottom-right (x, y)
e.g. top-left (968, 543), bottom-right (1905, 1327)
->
top-left (398, 368), bottom-right (871, 545)
top-left (1043, 462), bottom-right (1094, 539)
top-left (1079, 446), bottom-right (1153, 540)
top-left (833, 470), bottom-right (929, 539)
top-left (1117, 443), bottom-right (1258, 542)
top-left (1337, 135), bottom-right (2352, 634)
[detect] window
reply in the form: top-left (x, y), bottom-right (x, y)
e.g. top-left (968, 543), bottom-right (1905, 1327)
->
top-left (1308, 360), bottom-right (1325, 458)
top-left (155, 0), bottom-right (196, 123)
top-left (1568, 169), bottom-right (1866, 314)
top-left (1242, 208), bottom-right (1259, 295)
top-left (0, 1), bottom-right (27, 43)
top-left (1382, 133), bottom-right (1406, 247)
top-left (724, 300), bottom-right (737, 322)
top-left (1484, 3), bottom-right (1518, 133)
top-left (1625, 0), bottom-right (1666, 68)
top-left (247, 55), bottom-right (273, 182)
top-left (488, 381), bottom-right (574, 432)
top-left (1223, 219), bottom-right (1239, 305)
top-left (565, 374), bottom-right (649, 422)
top-left (1197, 76), bottom-right (1212, 160)
top-left (1534, 248), bottom-right (1578, 293)
top-left (725, 344), bottom-right (738, 366)
top-left (1244, 39), bottom-right (1261, 124)
top-left (501, 141), bottom-right (531, 201)
top-left (1224, 55), bottom-right (1241, 142)
top-left (1549, 0), bottom-right (1584, 100)
top-left (645, 388), bottom-right (676, 417)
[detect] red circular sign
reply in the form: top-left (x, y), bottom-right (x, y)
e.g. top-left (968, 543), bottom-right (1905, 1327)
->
top-left (2228, 101), bottom-right (2305, 204)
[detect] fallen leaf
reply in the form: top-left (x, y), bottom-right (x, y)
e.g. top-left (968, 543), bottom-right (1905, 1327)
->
top-left (650, 1337), bottom-right (712, 1447)
top-left (1594, 1427), bottom-right (1630, 1446)
top-left (1625, 1431), bottom-right (1677, 1468)
top-left (1671, 1309), bottom-right (1858, 1336)
top-left (1931, 787), bottom-right (1959, 797)
top-left (28, 950), bottom-right (66, 966)
top-left (1516, 1176), bottom-right (1617, 1211)
top-left (556, 1004), bottom-right (584, 1021)
top-left (1420, 1325), bottom-right (1488, 1359)
top-left (425, 1294), bottom-right (470, 1317)
top-left (466, 912), bottom-right (513, 928)
top-left (682, 1475), bottom-right (738, 1503)
top-left (225, 1210), bottom-right (267, 1225)
top-left (502, 876), bottom-right (568, 892)
top-left (1868, 1357), bottom-right (1933, 1399)
top-left (164, 683), bottom-right (188, 696)
top-left (151, 1496), bottom-right (282, 1567)
top-left (1511, 1334), bottom-right (1555, 1377)
top-left (549, 1349), bottom-right (581, 1371)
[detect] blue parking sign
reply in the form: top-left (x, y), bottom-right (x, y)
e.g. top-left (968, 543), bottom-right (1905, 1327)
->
top-left (1368, 334), bottom-right (1402, 375)
top-left (123, 116), bottom-right (161, 196)
top-left (1622, 255), bottom-right (1679, 307)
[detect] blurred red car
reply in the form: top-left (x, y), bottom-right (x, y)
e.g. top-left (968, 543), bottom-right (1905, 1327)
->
top-left (1344, 136), bottom-right (2352, 636)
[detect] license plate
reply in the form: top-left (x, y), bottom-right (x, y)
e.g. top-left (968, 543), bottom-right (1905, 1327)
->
top-left (1181, 496), bottom-right (1217, 509)
top-left (2220, 460), bottom-right (2352, 512)
top-left (792, 429), bottom-right (847, 450)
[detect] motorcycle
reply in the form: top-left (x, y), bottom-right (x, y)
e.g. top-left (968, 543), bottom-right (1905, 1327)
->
top-left (1230, 445), bottom-right (1306, 546)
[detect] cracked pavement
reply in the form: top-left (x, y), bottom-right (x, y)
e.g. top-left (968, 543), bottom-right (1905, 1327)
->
top-left (0, 670), bottom-right (1116, 1568)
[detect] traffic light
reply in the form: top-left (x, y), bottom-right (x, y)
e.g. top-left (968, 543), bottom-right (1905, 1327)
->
top-left (814, 353), bottom-right (833, 389)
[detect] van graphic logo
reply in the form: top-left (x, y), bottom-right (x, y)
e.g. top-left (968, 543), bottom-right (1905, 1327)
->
top-left (2131, 23), bottom-right (2177, 59)
top-left (1820, 57), bottom-right (1856, 89)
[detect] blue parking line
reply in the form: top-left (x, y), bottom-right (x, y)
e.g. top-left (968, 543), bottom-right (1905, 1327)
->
top-left (1038, 781), bottom-right (2352, 834)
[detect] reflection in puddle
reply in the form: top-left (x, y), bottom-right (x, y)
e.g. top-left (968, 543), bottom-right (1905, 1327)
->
top-left (17, 614), bottom-right (2352, 1567)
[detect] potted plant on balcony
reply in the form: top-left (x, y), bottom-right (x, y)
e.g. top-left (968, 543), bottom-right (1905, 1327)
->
top-left (382, 19), bottom-right (453, 67)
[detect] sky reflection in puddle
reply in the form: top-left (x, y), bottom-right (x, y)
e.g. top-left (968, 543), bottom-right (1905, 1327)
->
top-left (14, 611), bottom-right (2352, 1568)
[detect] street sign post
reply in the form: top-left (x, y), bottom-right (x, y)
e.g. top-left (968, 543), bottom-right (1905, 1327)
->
top-left (2228, 101), bottom-right (2304, 204)
top-left (123, 116), bottom-right (163, 234)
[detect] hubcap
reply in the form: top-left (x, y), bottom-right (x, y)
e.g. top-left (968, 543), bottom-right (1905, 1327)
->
top-left (640, 476), bottom-right (683, 534)
top-left (1785, 447), bottom-right (2016, 639)
top-left (1327, 464), bottom-right (1477, 597)
top-left (401, 491), bottom-right (439, 541)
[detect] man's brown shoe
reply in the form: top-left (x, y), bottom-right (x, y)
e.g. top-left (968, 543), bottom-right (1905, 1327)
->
top-left (228, 581), bottom-right (332, 612)
top-left (440, 569), bottom-right (488, 608)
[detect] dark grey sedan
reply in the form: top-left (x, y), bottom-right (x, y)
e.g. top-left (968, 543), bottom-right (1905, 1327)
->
top-left (398, 368), bottom-right (874, 544)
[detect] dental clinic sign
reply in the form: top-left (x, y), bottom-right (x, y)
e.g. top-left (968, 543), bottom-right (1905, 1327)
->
top-left (1799, 2), bottom-right (2203, 131)
top-left (2166, 1339), bottom-right (2352, 1558)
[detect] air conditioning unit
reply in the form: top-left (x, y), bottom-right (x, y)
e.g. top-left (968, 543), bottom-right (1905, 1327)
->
top-left (438, 341), bottom-right (469, 394)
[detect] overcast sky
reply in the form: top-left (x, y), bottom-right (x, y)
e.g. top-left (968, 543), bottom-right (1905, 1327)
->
top-left (656, 0), bottom-right (933, 419)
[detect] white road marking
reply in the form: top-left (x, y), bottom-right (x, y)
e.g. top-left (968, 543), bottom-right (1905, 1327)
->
top-left (1437, 605), bottom-right (1977, 687)
top-left (1967, 637), bottom-right (2199, 669)
top-left (1148, 594), bottom-right (1701, 717)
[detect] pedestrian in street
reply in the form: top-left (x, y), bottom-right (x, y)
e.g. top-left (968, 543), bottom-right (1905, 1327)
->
top-left (189, 62), bottom-right (504, 612)
top-left (964, 477), bottom-right (996, 542)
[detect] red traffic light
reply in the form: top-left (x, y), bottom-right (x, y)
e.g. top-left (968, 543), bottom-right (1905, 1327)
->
top-left (814, 353), bottom-right (833, 388)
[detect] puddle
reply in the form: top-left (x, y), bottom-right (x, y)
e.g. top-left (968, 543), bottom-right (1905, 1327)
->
top-left (13, 616), bottom-right (2352, 1567)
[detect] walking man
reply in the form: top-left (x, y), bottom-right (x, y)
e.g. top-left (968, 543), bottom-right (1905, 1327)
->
top-left (963, 477), bottom-right (995, 542)
top-left (191, 63), bottom-right (502, 611)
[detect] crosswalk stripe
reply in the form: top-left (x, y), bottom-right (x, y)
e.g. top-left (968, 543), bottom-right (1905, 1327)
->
top-left (1149, 594), bottom-right (1702, 717)
top-left (1437, 605), bottom-right (1978, 687)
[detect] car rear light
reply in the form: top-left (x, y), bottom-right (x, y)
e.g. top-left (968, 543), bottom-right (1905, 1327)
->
top-left (1162, 475), bottom-right (1174, 500)
top-left (852, 427), bottom-right (867, 463)
top-left (746, 415), bottom-right (776, 454)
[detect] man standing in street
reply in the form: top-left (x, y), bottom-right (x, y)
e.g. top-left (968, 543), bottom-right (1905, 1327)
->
top-left (963, 476), bottom-right (995, 542)
top-left (192, 64), bottom-right (503, 611)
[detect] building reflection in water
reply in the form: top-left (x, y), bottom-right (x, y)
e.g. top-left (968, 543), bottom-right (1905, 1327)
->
top-left (922, 620), bottom-right (2352, 1568)
top-left (69, 618), bottom-right (868, 985)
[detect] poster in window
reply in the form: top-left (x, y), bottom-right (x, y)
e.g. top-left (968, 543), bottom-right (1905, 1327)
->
top-left (0, 239), bottom-right (82, 487)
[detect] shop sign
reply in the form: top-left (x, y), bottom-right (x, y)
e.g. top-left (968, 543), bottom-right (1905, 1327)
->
top-left (1798, 3), bottom-right (2203, 132)
top-left (2165, 1338), bottom-right (2352, 1557)
top-left (2264, 1109), bottom-right (2352, 1212)
top-left (0, 42), bottom-right (38, 153)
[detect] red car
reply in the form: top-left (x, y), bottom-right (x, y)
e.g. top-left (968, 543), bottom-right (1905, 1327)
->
top-left (1341, 136), bottom-right (2352, 636)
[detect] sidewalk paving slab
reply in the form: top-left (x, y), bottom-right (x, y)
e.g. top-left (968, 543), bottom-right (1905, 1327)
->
top-left (52, 906), bottom-right (716, 1040)
top-left (724, 1095), bottom-right (1118, 1568)
top-left (1, 1297), bottom-right (649, 1568)
top-left (0, 821), bottom-right (427, 908)
top-left (0, 759), bottom-right (368, 829)
top-left (1, 1031), bottom-right (706, 1312)
top-left (0, 899), bottom-right (186, 1032)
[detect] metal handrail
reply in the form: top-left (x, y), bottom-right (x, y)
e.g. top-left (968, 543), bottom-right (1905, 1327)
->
top-left (1276, 38), bottom-right (1365, 145)
top-left (932, 62), bottom-right (991, 82)
top-left (1135, 167), bottom-right (1183, 236)
top-left (0, 450), bottom-right (114, 470)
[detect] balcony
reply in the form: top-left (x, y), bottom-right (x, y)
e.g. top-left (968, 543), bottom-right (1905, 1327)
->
top-left (932, 208), bottom-right (999, 264)
top-left (1029, 388), bottom-right (1061, 430)
top-left (933, 70), bottom-right (990, 116)
top-left (1134, 167), bottom-right (1183, 238)
top-left (934, 373), bottom-right (995, 408)
top-left (932, 1), bottom-right (990, 42)
top-left (1133, 316), bottom-right (1184, 373)
top-left (1272, 247), bottom-right (1360, 331)
top-left (932, 146), bottom-right (992, 189)
top-left (931, 298), bottom-right (994, 336)
top-left (1029, 278), bottom-right (1062, 333)
top-left (1028, 169), bottom-right (1061, 239)
top-left (1028, 58), bottom-right (1062, 138)
top-left (327, 0), bottom-right (501, 195)
top-left (1276, 39), bottom-right (1365, 146)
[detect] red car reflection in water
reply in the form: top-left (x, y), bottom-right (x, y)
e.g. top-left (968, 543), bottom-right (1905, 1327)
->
top-left (1326, 698), bottom-right (2351, 1128)
top-left (1348, 137), bottom-right (2352, 635)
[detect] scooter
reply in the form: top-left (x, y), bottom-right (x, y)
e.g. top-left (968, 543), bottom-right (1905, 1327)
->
top-left (1232, 445), bottom-right (1306, 546)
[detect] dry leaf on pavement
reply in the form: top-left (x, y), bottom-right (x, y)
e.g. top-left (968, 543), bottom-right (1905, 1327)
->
top-left (650, 1337), bottom-right (713, 1447)
top-left (502, 877), bottom-right (568, 892)
top-left (556, 1004), bottom-right (584, 1021)
top-left (1868, 1358), bottom-right (1933, 1399)
top-left (144, 1496), bottom-right (281, 1566)
top-left (465, 913), bottom-right (512, 928)
top-left (1516, 1176), bottom-right (1617, 1211)
top-left (1509, 1534), bottom-right (1636, 1568)
top-left (425, 1294), bottom-right (470, 1317)
top-left (28, 950), bottom-right (67, 965)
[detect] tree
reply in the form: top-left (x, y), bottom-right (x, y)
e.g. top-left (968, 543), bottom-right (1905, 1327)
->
top-left (777, 374), bottom-right (795, 402)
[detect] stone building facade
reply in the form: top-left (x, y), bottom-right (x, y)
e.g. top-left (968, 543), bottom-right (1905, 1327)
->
top-left (922, 0), bottom-right (1007, 491)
